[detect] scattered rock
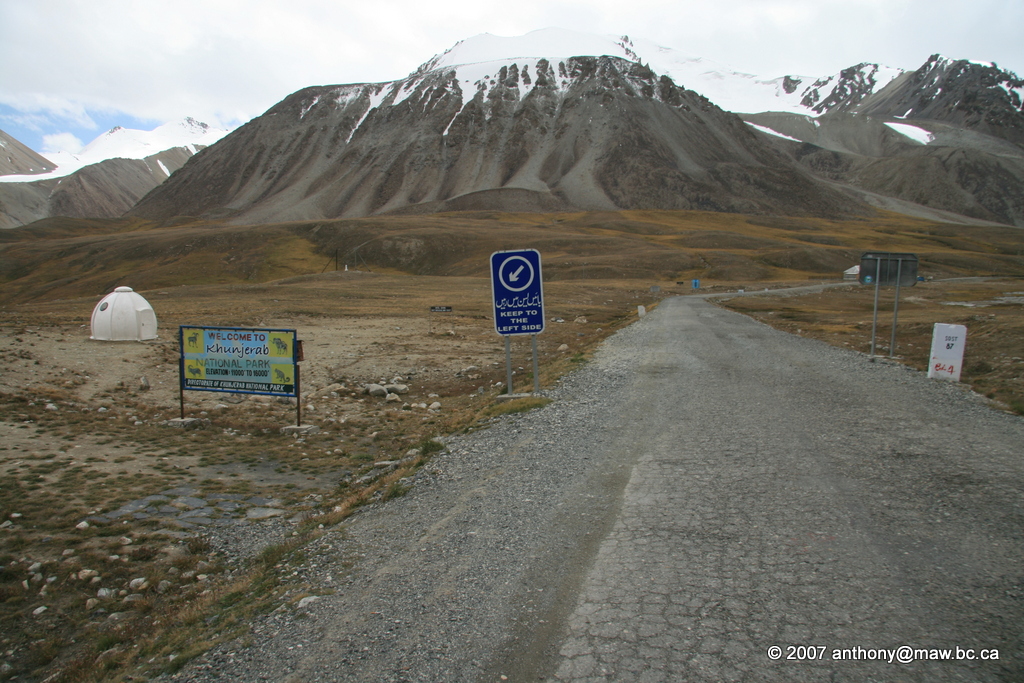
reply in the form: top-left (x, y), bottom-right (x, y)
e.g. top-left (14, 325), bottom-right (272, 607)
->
top-left (385, 393), bottom-right (401, 403)
top-left (366, 384), bottom-right (388, 397)
top-left (75, 521), bottom-right (90, 530)
top-left (97, 588), bottom-right (114, 598)
top-left (384, 383), bottom-right (409, 394)
top-left (78, 569), bottom-right (99, 581)
top-left (86, 598), bottom-right (99, 610)
top-left (246, 508), bottom-right (286, 520)
top-left (32, 606), bottom-right (47, 616)
top-left (156, 580), bottom-right (173, 594)
top-left (165, 417), bottom-right (204, 429)
top-left (128, 578), bottom-right (148, 591)
top-left (574, 316), bottom-right (588, 324)
top-left (429, 402), bottom-right (442, 411)
top-left (45, 403), bottom-right (58, 411)
top-left (119, 536), bottom-right (133, 546)
top-left (280, 424), bottom-right (320, 435)
top-left (139, 376), bottom-right (151, 391)
top-left (297, 596), bottom-right (321, 609)
top-left (558, 344), bottom-right (569, 352)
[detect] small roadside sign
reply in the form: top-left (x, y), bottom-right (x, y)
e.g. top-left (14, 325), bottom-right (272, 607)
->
top-left (928, 323), bottom-right (967, 382)
top-left (490, 249), bottom-right (544, 336)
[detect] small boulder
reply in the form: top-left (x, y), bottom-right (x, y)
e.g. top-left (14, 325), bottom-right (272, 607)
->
top-left (366, 384), bottom-right (388, 397)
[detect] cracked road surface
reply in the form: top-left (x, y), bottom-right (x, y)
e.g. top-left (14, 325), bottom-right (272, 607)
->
top-left (179, 296), bottom-right (1024, 682)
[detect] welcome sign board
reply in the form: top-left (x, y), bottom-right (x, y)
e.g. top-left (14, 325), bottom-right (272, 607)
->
top-left (179, 326), bottom-right (298, 396)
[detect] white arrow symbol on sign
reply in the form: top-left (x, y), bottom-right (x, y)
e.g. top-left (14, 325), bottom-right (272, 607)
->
top-left (509, 265), bottom-right (525, 282)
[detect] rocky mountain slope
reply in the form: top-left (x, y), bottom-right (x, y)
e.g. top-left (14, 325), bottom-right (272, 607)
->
top-left (0, 130), bottom-right (56, 176)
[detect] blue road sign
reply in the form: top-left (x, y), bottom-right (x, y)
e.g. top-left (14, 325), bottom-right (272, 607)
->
top-left (692, 279), bottom-right (700, 290)
top-left (490, 249), bottom-right (545, 336)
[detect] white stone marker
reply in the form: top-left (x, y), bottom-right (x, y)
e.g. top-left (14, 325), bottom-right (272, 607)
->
top-left (928, 323), bottom-right (967, 382)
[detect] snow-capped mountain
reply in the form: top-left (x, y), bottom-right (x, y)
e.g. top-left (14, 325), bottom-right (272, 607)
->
top-left (8, 29), bottom-right (1024, 228)
top-left (413, 28), bottom-right (902, 117)
top-left (0, 118), bottom-right (231, 229)
top-left (130, 34), bottom-right (863, 223)
top-left (0, 117), bottom-right (229, 184)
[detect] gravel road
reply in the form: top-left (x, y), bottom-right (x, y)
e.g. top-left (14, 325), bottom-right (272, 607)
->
top-left (172, 295), bottom-right (1024, 682)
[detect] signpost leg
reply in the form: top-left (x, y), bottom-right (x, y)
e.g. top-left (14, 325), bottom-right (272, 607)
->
top-left (179, 359), bottom-right (185, 419)
top-left (296, 365), bottom-right (302, 427)
top-left (531, 334), bottom-right (540, 393)
top-left (890, 259), bottom-right (903, 358)
top-left (870, 258), bottom-right (881, 359)
top-left (505, 336), bottom-right (513, 395)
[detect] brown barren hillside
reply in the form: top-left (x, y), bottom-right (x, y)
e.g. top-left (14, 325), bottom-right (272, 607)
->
top-left (1, 209), bottom-right (1023, 306)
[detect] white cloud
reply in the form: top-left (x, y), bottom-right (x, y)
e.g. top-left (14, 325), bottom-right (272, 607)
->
top-left (41, 132), bottom-right (84, 154)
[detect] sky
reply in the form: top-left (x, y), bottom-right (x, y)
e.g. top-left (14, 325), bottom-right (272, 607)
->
top-left (2, 0), bottom-right (1022, 155)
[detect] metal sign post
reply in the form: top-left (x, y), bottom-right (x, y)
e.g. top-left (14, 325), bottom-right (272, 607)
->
top-left (858, 252), bottom-right (918, 359)
top-left (490, 249), bottom-right (545, 395)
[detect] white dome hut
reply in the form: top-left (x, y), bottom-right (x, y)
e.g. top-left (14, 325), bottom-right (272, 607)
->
top-left (90, 287), bottom-right (158, 341)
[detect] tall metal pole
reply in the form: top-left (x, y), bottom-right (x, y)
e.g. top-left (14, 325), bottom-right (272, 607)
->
top-left (505, 336), bottom-right (513, 395)
top-left (531, 334), bottom-right (540, 393)
top-left (870, 257), bottom-right (881, 358)
top-left (890, 259), bottom-right (903, 358)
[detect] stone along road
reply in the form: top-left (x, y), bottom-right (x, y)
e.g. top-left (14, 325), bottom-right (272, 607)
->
top-left (176, 296), bottom-right (1024, 683)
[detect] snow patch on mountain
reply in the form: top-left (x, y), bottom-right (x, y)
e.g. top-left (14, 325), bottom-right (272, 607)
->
top-left (884, 122), bottom-right (935, 144)
top-left (747, 123), bottom-right (801, 142)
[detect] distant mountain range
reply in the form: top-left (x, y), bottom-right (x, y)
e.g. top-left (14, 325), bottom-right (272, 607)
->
top-left (0, 119), bottom-right (227, 228)
top-left (4, 29), bottom-right (1024, 228)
